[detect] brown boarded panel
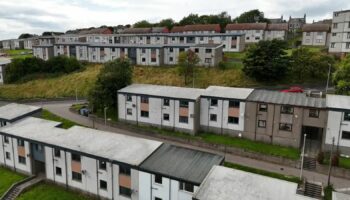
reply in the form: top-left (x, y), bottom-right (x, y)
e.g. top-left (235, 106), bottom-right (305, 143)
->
top-left (119, 174), bottom-right (131, 188)
top-left (228, 107), bottom-right (240, 117)
top-left (231, 40), bottom-right (237, 45)
top-left (17, 146), bottom-right (26, 157)
top-left (71, 161), bottom-right (81, 173)
top-left (179, 107), bottom-right (189, 117)
top-left (141, 103), bottom-right (149, 111)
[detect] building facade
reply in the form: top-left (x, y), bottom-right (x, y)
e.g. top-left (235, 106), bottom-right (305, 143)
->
top-left (265, 23), bottom-right (288, 40)
top-left (225, 23), bottom-right (267, 43)
top-left (329, 10), bottom-right (350, 55)
top-left (302, 24), bottom-right (331, 46)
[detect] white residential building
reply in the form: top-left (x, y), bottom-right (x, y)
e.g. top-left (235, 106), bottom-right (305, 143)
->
top-left (302, 24), bottom-right (331, 46)
top-left (325, 95), bottom-right (350, 155)
top-left (200, 86), bottom-right (254, 136)
top-left (0, 58), bottom-right (11, 85)
top-left (329, 10), bottom-right (350, 55)
top-left (118, 84), bottom-right (204, 134)
top-left (226, 23), bottom-right (267, 43)
top-left (265, 23), bottom-right (288, 40)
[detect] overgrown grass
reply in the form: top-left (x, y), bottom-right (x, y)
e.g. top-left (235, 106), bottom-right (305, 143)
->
top-left (224, 162), bottom-right (301, 183)
top-left (324, 185), bottom-right (333, 200)
top-left (41, 109), bottom-right (80, 129)
top-left (224, 52), bottom-right (246, 60)
top-left (0, 167), bottom-right (27, 197)
top-left (0, 64), bottom-right (101, 100)
top-left (3, 49), bottom-right (33, 59)
top-left (17, 183), bottom-right (96, 200)
top-left (339, 157), bottom-right (350, 169)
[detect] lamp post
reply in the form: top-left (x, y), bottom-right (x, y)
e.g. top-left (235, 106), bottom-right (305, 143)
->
top-left (104, 107), bottom-right (108, 125)
top-left (327, 137), bottom-right (335, 186)
top-left (325, 63), bottom-right (332, 94)
top-left (300, 134), bottom-right (307, 180)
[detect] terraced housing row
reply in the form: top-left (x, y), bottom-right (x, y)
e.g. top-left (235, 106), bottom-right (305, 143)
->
top-left (118, 84), bottom-right (350, 156)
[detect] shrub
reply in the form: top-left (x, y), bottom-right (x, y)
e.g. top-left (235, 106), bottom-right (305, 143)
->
top-left (218, 61), bottom-right (227, 70)
top-left (332, 153), bottom-right (340, 167)
top-left (317, 151), bottom-right (324, 164)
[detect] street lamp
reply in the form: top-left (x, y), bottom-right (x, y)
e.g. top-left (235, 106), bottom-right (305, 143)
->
top-left (104, 107), bottom-right (108, 125)
top-left (325, 63), bottom-right (331, 94)
top-left (300, 134), bottom-right (307, 180)
top-left (327, 137), bottom-right (335, 186)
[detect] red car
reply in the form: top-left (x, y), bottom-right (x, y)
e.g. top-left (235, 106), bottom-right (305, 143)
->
top-left (281, 86), bottom-right (304, 93)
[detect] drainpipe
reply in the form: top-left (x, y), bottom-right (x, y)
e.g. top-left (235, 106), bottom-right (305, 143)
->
top-left (64, 151), bottom-right (68, 188)
top-left (11, 138), bottom-right (16, 172)
top-left (271, 105), bottom-right (276, 144)
top-left (111, 162), bottom-right (114, 200)
top-left (221, 99), bottom-right (224, 135)
top-left (52, 148), bottom-right (55, 183)
top-left (2, 135), bottom-right (6, 166)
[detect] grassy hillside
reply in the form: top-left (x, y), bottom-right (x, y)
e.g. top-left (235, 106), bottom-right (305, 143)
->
top-left (0, 65), bottom-right (101, 100)
top-left (3, 49), bottom-right (33, 59)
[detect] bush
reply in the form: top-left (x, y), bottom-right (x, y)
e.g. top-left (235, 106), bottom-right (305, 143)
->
top-left (317, 151), bottom-right (324, 164)
top-left (332, 153), bottom-right (340, 167)
top-left (218, 61), bottom-right (227, 70)
top-left (4, 56), bottom-right (83, 83)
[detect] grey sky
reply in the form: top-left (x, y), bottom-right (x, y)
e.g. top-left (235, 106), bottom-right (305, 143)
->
top-left (0, 0), bottom-right (349, 40)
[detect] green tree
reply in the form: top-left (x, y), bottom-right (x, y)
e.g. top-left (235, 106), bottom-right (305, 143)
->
top-left (333, 55), bottom-right (350, 95)
top-left (179, 14), bottom-right (202, 25)
top-left (133, 20), bottom-right (153, 28)
top-left (178, 49), bottom-right (200, 85)
top-left (234, 9), bottom-right (269, 23)
top-left (158, 18), bottom-right (175, 29)
top-left (45, 56), bottom-right (82, 73)
top-left (290, 48), bottom-right (335, 81)
top-left (89, 58), bottom-right (133, 111)
top-left (243, 39), bottom-right (289, 82)
top-left (4, 57), bottom-right (45, 83)
top-left (18, 33), bottom-right (34, 39)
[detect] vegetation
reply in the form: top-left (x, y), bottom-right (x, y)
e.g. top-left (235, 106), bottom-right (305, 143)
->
top-left (233, 9), bottom-right (269, 23)
top-left (17, 183), bottom-right (96, 200)
top-left (5, 56), bottom-right (83, 83)
top-left (18, 33), bottom-right (35, 39)
top-left (324, 185), bottom-right (334, 200)
top-left (333, 55), bottom-right (350, 95)
top-left (289, 47), bottom-right (335, 82)
top-left (133, 20), bottom-right (153, 28)
top-left (0, 167), bottom-right (26, 197)
top-left (41, 109), bottom-right (80, 129)
top-left (224, 162), bottom-right (301, 183)
top-left (89, 58), bottom-right (133, 112)
top-left (243, 39), bottom-right (290, 81)
top-left (0, 64), bottom-right (101, 100)
top-left (178, 49), bottom-right (200, 85)
top-left (3, 49), bottom-right (32, 59)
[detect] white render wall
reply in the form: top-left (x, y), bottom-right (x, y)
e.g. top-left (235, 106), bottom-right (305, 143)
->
top-left (302, 32), bottom-right (329, 46)
top-left (138, 171), bottom-right (198, 200)
top-left (13, 140), bottom-right (32, 173)
top-left (329, 11), bottom-right (350, 53)
top-left (227, 30), bottom-right (264, 43)
top-left (136, 48), bottom-right (162, 66)
top-left (200, 98), bottom-right (245, 133)
top-left (118, 93), bottom-right (198, 134)
top-left (264, 30), bottom-right (286, 41)
top-left (326, 111), bottom-right (350, 149)
top-left (0, 65), bottom-right (4, 84)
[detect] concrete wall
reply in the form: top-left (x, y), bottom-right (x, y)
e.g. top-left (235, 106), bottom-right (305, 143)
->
top-left (325, 111), bottom-right (350, 155)
top-left (329, 11), bottom-right (350, 53)
top-left (227, 30), bottom-right (264, 43)
top-left (302, 32), bottom-right (329, 46)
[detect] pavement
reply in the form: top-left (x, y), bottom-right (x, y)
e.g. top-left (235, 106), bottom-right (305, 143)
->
top-left (26, 100), bottom-right (350, 188)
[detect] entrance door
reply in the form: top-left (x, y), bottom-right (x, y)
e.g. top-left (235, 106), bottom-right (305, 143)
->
top-left (31, 143), bottom-right (46, 175)
top-left (128, 48), bottom-right (137, 64)
top-left (301, 126), bottom-right (323, 156)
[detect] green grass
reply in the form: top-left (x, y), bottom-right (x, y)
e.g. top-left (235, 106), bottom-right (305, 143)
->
top-left (17, 183), bottom-right (96, 200)
top-left (3, 49), bottom-right (33, 59)
top-left (0, 167), bottom-right (27, 197)
top-left (224, 52), bottom-right (246, 60)
top-left (41, 109), bottom-right (80, 129)
top-left (339, 157), bottom-right (350, 169)
top-left (199, 133), bottom-right (300, 160)
top-left (324, 185), bottom-right (334, 200)
top-left (224, 162), bottom-right (301, 183)
top-left (285, 46), bottom-right (323, 56)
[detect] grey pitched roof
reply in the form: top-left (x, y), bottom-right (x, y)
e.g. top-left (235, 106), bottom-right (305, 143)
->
top-left (0, 103), bottom-right (42, 122)
top-left (140, 144), bottom-right (224, 185)
top-left (247, 90), bottom-right (326, 108)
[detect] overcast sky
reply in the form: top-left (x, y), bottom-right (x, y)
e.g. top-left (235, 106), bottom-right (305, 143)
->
top-left (0, 0), bottom-right (349, 40)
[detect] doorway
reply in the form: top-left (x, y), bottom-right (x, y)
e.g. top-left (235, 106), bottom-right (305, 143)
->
top-left (31, 143), bottom-right (46, 175)
top-left (301, 126), bottom-right (323, 156)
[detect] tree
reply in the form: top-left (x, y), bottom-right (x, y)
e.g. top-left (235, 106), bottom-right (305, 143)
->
top-left (234, 9), bottom-right (269, 23)
top-left (4, 57), bottom-right (45, 83)
top-left (290, 48), bottom-right (335, 81)
top-left (158, 18), bottom-right (175, 29)
top-left (133, 20), bottom-right (153, 28)
top-left (89, 58), bottom-right (133, 111)
top-left (243, 39), bottom-right (290, 82)
top-left (333, 55), bottom-right (350, 95)
top-left (179, 14), bottom-right (202, 25)
top-left (18, 33), bottom-right (34, 39)
top-left (178, 49), bottom-right (200, 85)
top-left (45, 56), bottom-right (82, 73)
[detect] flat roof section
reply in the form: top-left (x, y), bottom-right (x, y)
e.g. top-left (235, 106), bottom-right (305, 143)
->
top-left (140, 144), bottom-right (224, 185)
top-left (326, 94), bottom-right (350, 110)
top-left (202, 86), bottom-right (254, 100)
top-left (247, 90), bottom-right (326, 108)
top-left (0, 103), bottom-right (42, 122)
top-left (0, 57), bottom-right (11, 65)
top-left (193, 165), bottom-right (314, 200)
top-left (118, 84), bottom-right (205, 101)
top-left (0, 117), bottom-right (163, 166)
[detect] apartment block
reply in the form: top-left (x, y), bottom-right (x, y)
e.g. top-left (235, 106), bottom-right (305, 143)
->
top-left (226, 23), bottom-right (267, 43)
top-left (118, 84), bottom-right (204, 134)
top-left (0, 57), bottom-right (11, 85)
top-left (32, 36), bottom-right (56, 60)
top-left (329, 10), bottom-right (350, 55)
top-left (325, 95), bottom-right (350, 154)
top-left (200, 86), bottom-right (253, 135)
top-left (302, 24), bottom-right (331, 46)
top-left (190, 44), bottom-right (223, 67)
top-left (265, 23), bottom-right (289, 40)
top-left (244, 90), bottom-right (327, 151)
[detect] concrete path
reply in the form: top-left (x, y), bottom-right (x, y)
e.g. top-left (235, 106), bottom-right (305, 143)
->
top-left (30, 101), bottom-right (350, 188)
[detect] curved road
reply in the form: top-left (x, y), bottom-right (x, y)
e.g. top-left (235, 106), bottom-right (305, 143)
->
top-left (27, 100), bottom-right (350, 188)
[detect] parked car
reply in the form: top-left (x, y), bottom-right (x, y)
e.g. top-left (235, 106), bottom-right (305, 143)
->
top-left (281, 86), bottom-right (304, 93)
